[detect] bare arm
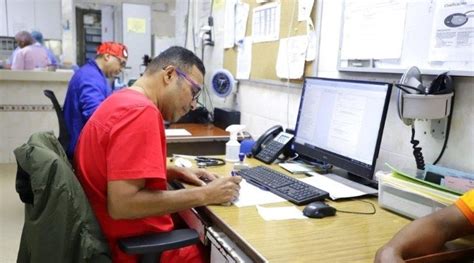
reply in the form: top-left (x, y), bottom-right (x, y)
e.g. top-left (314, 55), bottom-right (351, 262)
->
top-left (107, 176), bottom-right (241, 220)
top-left (375, 205), bottom-right (474, 263)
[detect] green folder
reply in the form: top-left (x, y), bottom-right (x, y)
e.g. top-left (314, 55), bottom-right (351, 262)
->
top-left (386, 163), bottom-right (463, 196)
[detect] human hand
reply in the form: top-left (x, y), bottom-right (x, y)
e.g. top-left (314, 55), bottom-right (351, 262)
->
top-left (204, 176), bottom-right (242, 205)
top-left (374, 246), bottom-right (404, 263)
top-left (168, 167), bottom-right (218, 186)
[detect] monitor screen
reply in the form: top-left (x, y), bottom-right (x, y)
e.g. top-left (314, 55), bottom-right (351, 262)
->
top-left (293, 77), bottom-right (392, 181)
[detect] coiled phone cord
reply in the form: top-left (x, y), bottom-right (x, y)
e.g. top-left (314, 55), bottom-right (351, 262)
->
top-left (410, 125), bottom-right (425, 170)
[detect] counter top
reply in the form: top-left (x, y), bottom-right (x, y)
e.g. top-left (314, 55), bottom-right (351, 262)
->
top-left (0, 69), bottom-right (73, 82)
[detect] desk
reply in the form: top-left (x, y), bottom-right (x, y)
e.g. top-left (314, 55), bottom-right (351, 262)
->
top-left (176, 158), bottom-right (412, 262)
top-left (166, 123), bottom-right (232, 157)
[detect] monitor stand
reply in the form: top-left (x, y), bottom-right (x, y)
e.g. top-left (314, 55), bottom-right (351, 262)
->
top-left (322, 168), bottom-right (379, 197)
top-left (346, 172), bottom-right (378, 189)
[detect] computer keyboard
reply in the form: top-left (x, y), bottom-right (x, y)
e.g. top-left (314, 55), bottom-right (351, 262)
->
top-left (238, 166), bottom-right (329, 205)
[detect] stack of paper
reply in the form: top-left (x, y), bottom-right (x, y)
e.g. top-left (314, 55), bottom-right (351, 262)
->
top-left (380, 164), bottom-right (461, 205)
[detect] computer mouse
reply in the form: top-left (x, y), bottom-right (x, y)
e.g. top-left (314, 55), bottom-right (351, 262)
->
top-left (303, 201), bottom-right (336, 218)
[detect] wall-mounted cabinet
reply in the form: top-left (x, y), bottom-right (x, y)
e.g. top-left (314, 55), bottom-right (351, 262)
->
top-left (4, 0), bottom-right (61, 39)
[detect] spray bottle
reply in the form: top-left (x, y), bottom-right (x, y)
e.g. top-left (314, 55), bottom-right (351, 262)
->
top-left (225, 124), bottom-right (246, 162)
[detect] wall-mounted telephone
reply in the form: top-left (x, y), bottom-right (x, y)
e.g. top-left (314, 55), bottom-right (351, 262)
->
top-left (251, 125), bottom-right (294, 164)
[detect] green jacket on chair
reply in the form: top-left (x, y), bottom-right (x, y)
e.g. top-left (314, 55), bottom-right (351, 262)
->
top-left (14, 131), bottom-right (111, 262)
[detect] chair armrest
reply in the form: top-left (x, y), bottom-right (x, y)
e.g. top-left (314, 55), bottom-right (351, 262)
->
top-left (118, 229), bottom-right (200, 255)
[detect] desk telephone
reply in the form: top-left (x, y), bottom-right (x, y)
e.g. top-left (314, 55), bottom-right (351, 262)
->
top-left (251, 125), bottom-right (294, 164)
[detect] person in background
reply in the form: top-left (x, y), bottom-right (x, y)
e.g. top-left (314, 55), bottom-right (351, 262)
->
top-left (31, 30), bottom-right (58, 68)
top-left (74, 46), bottom-right (242, 262)
top-left (11, 31), bottom-right (49, 70)
top-left (63, 41), bottom-right (127, 159)
top-left (375, 190), bottom-right (474, 262)
top-left (4, 46), bottom-right (19, 69)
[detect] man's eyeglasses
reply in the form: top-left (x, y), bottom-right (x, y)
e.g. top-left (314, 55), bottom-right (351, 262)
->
top-left (175, 68), bottom-right (202, 101)
top-left (112, 55), bottom-right (127, 68)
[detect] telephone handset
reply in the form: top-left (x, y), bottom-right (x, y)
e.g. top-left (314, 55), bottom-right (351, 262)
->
top-left (252, 125), bottom-right (294, 164)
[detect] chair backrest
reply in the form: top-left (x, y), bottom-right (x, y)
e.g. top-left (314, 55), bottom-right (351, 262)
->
top-left (14, 131), bottom-right (110, 262)
top-left (43, 89), bottom-right (70, 152)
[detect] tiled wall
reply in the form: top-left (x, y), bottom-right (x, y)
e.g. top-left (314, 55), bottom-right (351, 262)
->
top-left (0, 81), bottom-right (67, 163)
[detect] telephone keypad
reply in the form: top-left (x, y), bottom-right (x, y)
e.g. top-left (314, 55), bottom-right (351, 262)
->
top-left (255, 141), bottom-right (285, 164)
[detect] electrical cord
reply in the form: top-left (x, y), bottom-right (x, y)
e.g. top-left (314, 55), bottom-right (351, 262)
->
top-left (285, 0), bottom-right (298, 128)
top-left (184, 0), bottom-right (191, 47)
top-left (433, 89), bottom-right (455, 164)
top-left (411, 125), bottom-right (425, 170)
top-left (334, 200), bottom-right (376, 215)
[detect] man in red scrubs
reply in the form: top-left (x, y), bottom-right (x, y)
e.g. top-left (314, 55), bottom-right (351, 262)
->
top-left (75, 46), bottom-right (241, 262)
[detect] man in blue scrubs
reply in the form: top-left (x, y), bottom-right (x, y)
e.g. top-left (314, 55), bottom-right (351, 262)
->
top-left (31, 31), bottom-right (58, 68)
top-left (63, 42), bottom-right (128, 158)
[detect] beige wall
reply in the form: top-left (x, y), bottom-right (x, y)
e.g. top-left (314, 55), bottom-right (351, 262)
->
top-left (229, 0), bottom-right (474, 174)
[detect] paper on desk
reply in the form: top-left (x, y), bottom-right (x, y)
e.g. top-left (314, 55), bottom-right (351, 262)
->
top-left (256, 205), bottom-right (307, 221)
top-left (301, 173), bottom-right (367, 200)
top-left (232, 180), bottom-right (285, 207)
top-left (279, 163), bottom-right (313, 174)
top-left (165, 129), bottom-right (191, 137)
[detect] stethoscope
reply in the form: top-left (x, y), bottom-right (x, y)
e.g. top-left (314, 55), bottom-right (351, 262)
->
top-left (171, 154), bottom-right (226, 168)
top-left (195, 156), bottom-right (226, 168)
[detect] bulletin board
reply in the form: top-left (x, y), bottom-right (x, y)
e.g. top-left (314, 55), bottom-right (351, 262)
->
top-left (223, 0), bottom-right (316, 82)
top-left (338, 0), bottom-right (474, 77)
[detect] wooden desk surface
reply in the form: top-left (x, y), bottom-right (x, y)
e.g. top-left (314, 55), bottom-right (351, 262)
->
top-left (189, 159), bottom-right (411, 262)
top-left (167, 123), bottom-right (230, 143)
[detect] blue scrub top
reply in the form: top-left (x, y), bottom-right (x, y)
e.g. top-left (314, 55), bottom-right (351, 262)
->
top-left (63, 59), bottom-right (110, 158)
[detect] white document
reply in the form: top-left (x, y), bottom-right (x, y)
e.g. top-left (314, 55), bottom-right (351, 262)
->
top-left (428, 0), bottom-right (474, 62)
top-left (252, 2), bottom-right (281, 43)
top-left (305, 20), bottom-right (317, 61)
top-left (256, 205), bottom-right (307, 221)
top-left (236, 37), bottom-right (252, 79)
top-left (340, 0), bottom-right (407, 59)
top-left (223, 0), bottom-right (236, 49)
top-left (234, 2), bottom-right (249, 45)
top-left (278, 163), bottom-right (313, 174)
top-left (298, 0), bottom-right (315, 21)
top-left (301, 173), bottom-right (367, 200)
top-left (165, 129), bottom-right (191, 137)
top-left (276, 35), bottom-right (308, 79)
top-left (327, 94), bottom-right (367, 159)
top-left (232, 180), bottom-right (285, 207)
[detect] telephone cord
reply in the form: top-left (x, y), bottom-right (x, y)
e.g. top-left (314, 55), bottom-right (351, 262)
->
top-left (410, 125), bottom-right (425, 170)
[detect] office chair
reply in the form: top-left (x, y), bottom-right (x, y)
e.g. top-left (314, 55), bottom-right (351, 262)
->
top-left (14, 131), bottom-right (200, 263)
top-left (43, 89), bottom-right (69, 152)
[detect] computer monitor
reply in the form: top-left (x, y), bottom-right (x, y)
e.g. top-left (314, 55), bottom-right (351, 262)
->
top-left (293, 77), bottom-right (392, 182)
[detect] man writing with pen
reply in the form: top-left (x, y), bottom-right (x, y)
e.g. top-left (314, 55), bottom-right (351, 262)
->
top-left (74, 46), bottom-right (242, 263)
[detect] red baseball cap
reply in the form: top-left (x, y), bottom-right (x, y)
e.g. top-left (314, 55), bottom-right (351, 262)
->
top-left (96, 42), bottom-right (128, 59)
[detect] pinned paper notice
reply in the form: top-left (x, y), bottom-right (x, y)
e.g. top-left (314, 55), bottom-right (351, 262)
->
top-left (127, 18), bottom-right (146, 33)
